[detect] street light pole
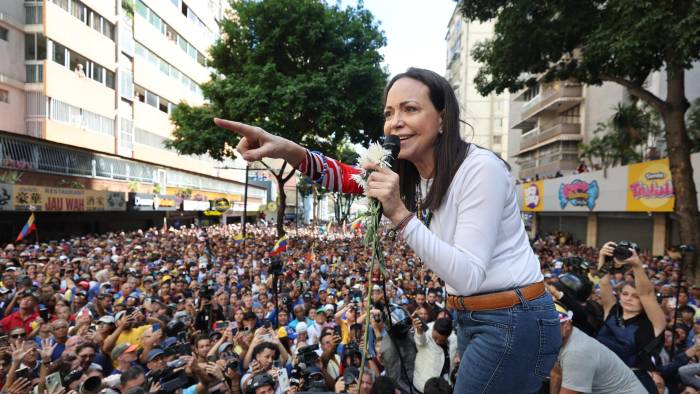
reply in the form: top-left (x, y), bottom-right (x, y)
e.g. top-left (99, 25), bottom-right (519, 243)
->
top-left (243, 163), bottom-right (249, 238)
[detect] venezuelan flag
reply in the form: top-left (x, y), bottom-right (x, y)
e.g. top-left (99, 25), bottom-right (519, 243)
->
top-left (233, 234), bottom-right (244, 243)
top-left (270, 235), bottom-right (288, 256)
top-left (16, 213), bottom-right (36, 242)
top-left (351, 217), bottom-right (363, 230)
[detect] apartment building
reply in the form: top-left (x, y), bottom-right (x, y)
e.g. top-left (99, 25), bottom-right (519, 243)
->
top-left (509, 66), bottom-right (700, 181)
top-left (445, 7), bottom-right (509, 157)
top-left (0, 0), bottom-right (266, 241)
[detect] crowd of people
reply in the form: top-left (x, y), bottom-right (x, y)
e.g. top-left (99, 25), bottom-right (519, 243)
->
top-left (0, 222), bottom-right (696, 394)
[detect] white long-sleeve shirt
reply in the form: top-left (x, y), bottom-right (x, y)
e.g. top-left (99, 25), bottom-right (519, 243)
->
top-left (402, 146), bottom-right (542, 296)
top-left (298, 145), bottom-right (542, 296)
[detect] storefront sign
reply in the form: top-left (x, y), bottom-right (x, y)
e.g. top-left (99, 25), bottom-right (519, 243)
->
top-left (0, 184), bottom-right (13, 211)
top-left (626, 159), bottom-right (675, 212)
top-left (521, 181), bottom-right (543, 212)
top-left (558, 179), bottom-right (599, 210)
top-left (128, 193), bottom-right (177, 211)
top-left (204, 210), bottom-right (222, 216)
top-left (106, 192), bottom-right (126, 210)
top-left (183, 200), bottom-right (211, 211)
top-left (214, 198), bottom-right (231, 212)
top-left (10, 185), bottom-right (125, 211)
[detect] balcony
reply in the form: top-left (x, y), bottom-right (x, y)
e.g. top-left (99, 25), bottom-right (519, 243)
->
top-left (518, 153), bottom-right (580, 179)
top-left (518, 121), bottom-right (581, 154)
top-left (516, 84), bottom-right (583, 126)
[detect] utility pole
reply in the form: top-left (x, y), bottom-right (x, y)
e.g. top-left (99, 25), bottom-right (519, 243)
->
top-left (243, 163), bottom-right (249, 238)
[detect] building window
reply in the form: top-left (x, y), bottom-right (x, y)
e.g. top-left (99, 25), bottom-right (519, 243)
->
top-left (145, 90), bottom-right (159, 108)
top-left (135, 85), bottom-right (145, 102)
top-left (52, 42), bottom-right (67, 67)
top-left (25, 4), bottom-right (43, 24)
top-left (52, 0), bottom-right (114, 41)
top-left (523, 85), bottom-right (540, 102)
top-left (50, 39), bottom-right (114, 89)
top-left (25, 33), bottom-right (46, 61)
top-left (0, 89), bottom-right (9, 103)
top-left (105, 70), bottom-right (115, 89)
top-left (0, 26), bottom-right (7, 41)
top-left (493, 135), bottom-right (502, 145)
top-left (26, 64), bottom-right (43, 83)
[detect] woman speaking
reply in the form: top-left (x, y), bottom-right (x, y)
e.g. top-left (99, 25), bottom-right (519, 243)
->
top-left (214, 67), bottom-right (561, 393)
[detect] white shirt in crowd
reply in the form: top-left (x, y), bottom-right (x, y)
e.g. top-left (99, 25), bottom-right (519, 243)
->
top-left (559, 327), bottom-right (647, 394)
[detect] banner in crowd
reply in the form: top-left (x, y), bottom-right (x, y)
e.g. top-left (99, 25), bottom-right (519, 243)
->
top-left (6, 184), bottom-right (126, 211)
top-left (626, 159), bottom-right (675, 212)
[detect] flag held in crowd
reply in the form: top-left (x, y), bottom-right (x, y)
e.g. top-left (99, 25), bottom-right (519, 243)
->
top-left (351, 217), bottom-right (363, 230)
top-left (270, 235), bottom-right (288, 255)
top-left (15, 213), bottom-right (36, 242)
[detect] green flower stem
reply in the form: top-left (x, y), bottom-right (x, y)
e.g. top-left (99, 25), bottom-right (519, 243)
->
top-left (358, 198), bottom-right (380, 389)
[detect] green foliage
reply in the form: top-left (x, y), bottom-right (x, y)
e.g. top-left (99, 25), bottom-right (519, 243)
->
top-left (579, 103), bottom-right (664, 169)
top-left (168, 0), bottom-right (388, 160)
top-left (0, 171), bottom-right (23, 184)
top-left (121, 0), bottom-right (134, 19)
top-left (688, 98), bottom-right (700, 152)
top-left (460, 1), bottom-right (700, 96)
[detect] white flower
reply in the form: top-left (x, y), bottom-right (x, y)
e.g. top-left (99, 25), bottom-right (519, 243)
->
top-left (350, 141), bottom-right (391, 195)
top-left (360, 142), bottom-right (391, 168)
top-left (350, 171), bottom-right (368, 192)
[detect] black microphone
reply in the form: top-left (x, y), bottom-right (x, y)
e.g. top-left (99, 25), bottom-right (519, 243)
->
top-left (377, 135), bottom-right (401, 221)
top-left (383, 135), bottom-right (401, 172)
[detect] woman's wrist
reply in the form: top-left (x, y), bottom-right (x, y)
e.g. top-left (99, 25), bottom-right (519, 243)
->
top-left (285, 140), bottom-right (307, 168)
top-left (389, 207), bottom-right (412, 227)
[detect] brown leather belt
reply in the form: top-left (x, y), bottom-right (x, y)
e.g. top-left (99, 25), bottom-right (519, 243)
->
top-left (446, 281), bottom-right (545, 311)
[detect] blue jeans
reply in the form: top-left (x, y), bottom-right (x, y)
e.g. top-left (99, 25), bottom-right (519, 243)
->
top-left (452, 290), bottom-right (561, 394)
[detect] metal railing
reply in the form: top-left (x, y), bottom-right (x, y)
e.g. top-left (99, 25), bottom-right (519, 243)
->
top-left (0, 134), bottom-right (260, 196)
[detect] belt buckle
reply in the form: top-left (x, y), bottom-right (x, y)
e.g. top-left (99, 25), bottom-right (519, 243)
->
top-left (459, 295), bottom-right (467, 311)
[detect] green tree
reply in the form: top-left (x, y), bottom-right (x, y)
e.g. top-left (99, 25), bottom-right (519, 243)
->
top-left (688, 98), bottom-right (700, 152)
top-left (579, 103), bottom-right (665, 170)
top-left (460, 0), bottom-right (700, 277)
top-left (168, 0), bottom-right (387, 237)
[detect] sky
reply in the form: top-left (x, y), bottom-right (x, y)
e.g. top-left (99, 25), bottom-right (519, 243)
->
top-left (341, 0), bottom-right (458, 77)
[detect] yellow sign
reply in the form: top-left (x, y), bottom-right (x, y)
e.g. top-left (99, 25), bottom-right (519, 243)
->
top-left (521, 181), bottom-right (543, 212)
top-left (166, 188), bottom-right (242, 202)
top-left (626, 159), bottom-right (675, 212)
top-left (204, 210), bottom-right (222, 216)
top-left (12, 185), bottom-right (112, 211)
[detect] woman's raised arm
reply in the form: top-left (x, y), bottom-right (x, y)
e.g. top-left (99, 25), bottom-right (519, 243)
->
top-left (214, 118), bottom-right (364, 194)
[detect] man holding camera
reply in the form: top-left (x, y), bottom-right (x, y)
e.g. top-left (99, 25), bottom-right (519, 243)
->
top-left (411, 315), bottom-right (457, 392)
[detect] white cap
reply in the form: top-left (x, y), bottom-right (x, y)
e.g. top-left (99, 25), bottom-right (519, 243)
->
top-left (296, 322), bottom-right (308, 334)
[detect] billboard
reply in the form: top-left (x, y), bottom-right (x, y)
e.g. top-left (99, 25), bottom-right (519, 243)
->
top-left (521, 180), bottom-right (543, 212)
top-left (10, 185), bottom-right (125, 211)
top-left (626, 159), bottom-right (675, 212)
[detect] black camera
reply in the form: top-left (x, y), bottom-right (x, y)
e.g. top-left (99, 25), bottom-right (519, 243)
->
top-left (200, 285), bottom-right (215, 300)
top-left (296, 343), bottom-right (319, 367)
top-left (269, 256), bottom-right (284, 275)
top-left (601, 241), bottom-right (640, 275)
top-left (612, 240), bottom-right (639, 261)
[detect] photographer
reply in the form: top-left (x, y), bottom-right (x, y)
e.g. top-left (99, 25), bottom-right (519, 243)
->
top-left (596, 241), bottom-right (666, 393)
top-left (240, 342), bottom-right (280, 392)
top-left (379, 305), bottom-right (416, 394)
top-left (412, 316), bottom-right (457, 392)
